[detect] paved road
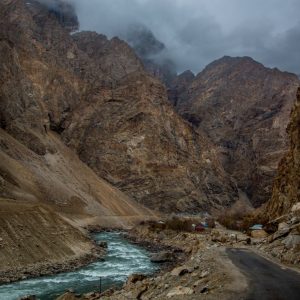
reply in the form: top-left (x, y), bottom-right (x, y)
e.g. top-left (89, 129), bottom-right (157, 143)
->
top-left (226, 248), bottom-right (300, 300)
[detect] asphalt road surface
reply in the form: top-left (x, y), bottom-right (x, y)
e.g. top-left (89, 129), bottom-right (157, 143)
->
top-left (226, 248), bottom-right (300, 300)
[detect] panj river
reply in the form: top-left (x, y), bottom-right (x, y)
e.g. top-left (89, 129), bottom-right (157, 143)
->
top-left (0, 232), bottom-right (158, 300)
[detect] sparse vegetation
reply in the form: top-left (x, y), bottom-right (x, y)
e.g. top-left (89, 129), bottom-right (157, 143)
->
top-left (217, 208), bottom-right (269, 232)
top-left (141, 215), bottom-right (215, 232)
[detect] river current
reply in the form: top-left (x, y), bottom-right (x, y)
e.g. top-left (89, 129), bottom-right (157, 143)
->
top-left (0, 232), bottom-right (158, 300)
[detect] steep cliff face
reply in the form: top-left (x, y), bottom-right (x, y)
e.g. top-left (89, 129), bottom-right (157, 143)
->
top-left (168, 70), bottom-right (195, 106)
top-left (265, 88), bottom-right (300, 218)
top-left (171, 56), bottom-right (299, 207)
top-left (0, 0), bottom-right (157, 274)
top-left (62, 71), bottom-right (238, 212)
top-left (0, 0), bottom-right (238, 217)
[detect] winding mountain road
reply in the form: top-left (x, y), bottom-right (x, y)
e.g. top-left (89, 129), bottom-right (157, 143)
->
top-left (226, 248), bottom-right (300, 300)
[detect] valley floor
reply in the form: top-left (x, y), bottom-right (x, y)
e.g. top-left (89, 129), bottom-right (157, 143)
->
top-left (57, 224), bottom-right (300, 300)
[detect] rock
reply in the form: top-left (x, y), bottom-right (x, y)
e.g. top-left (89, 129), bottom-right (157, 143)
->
top-left (193, 279), bottom-right (204, 287)
top-left (20, 296), bottom-right (36, 300)
top-left (290, 217), bottom-right (300, 225)
top-left (282, 234), bottom-right (300, 250)
top-left (167, 286), bottom-right (194, 297)
top-left (237, 235), bottom-right (251, 244)
top-left (56, 292), bottom-right (77, 300)
top-left (98, 241), bottom-right (108, 248)
top-left (150, 251), bottom-right (175, 263)
top-left (211, 230), bottom-right (228, 243)
top-left (170, 265), bottom-right (193, 276)
top-left (278, 222), bottom-right (289, 230)
top-left (200, 286), bottom-right (209, 293)
top-left (126, 273), bottom-right (147, 285)
top-left (170, 56), bottom-right (299, 208)
top-left (291, 203), bottom-right (300, 213)
top-left (265, 90), bottom-right (300, 218)
top-left (200, 270), bottom-right (210, 278)
top-left (272, 228), bottom-right (291, 241)
top-left (251, 230), bottom-right (268, 238)
top-left (229, 233), bottom-right (237, 242)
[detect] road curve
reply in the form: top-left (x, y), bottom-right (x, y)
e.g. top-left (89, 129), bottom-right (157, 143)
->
top-left (226, 248), bottom-right (300, 300)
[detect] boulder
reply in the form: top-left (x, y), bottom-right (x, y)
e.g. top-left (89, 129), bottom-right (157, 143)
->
top-left (282, 234), bottom-right (300, 250)
top-left (167, 286), bottom-right (194, 297)
top-left (126, 273), bottom-right (147, 285)
top-left (98, 241), bottom-right (108, 248)
top-left (278, 222), bottom-right (289, 230)
top-left (211, 230), bottom-right (228, 243)
top-left (291, 202), bottom-right (300, 213)
top-left (251, 230), bottom-right (268, 238)
top-left (150, 251), bottom-right (175, 263)
top-left (170, 265), bottom-right (193, 276)
top-left (272, 227), bottom-right (291, 241)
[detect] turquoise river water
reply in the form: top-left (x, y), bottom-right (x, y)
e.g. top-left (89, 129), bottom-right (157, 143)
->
top-left (0, 232), bottom-right (158, 300)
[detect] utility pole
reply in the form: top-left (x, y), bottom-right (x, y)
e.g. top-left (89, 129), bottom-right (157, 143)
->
top-left (99, 276), bottom-right (102, 294)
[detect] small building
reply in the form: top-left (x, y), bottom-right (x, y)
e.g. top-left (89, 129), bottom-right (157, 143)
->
top-left (249, 224), bottom-right (263, 230)
top-left (195, 223), bottom-right (205, 232)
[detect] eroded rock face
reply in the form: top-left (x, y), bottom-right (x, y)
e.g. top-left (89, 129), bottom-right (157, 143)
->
top-left (0, 0), bottom-right (237, 214)
top-left (170, 56), bottom-right (299, 207)
top-left (63, 71), bottom-right (238, 212)
top-left (168, 70), bottom-right (195, 107)
top-left (265, 88), bottom-right (300, 218)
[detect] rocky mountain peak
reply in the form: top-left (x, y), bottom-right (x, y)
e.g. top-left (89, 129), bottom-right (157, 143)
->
top-left (122, 23), bottom-right (177, 85)
top-left (169, 56), bottom-right (300, 207)
top-left (26, 0), bottom-right (79, 31)
top-left (125, 23), bottom-right (165, 59)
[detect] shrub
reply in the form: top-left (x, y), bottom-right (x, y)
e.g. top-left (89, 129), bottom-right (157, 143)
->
top-left (217, 209), bottom-right (269, 232)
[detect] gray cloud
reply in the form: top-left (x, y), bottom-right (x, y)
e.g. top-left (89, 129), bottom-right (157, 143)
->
top-left (69, 0), bottom-right (300, 75)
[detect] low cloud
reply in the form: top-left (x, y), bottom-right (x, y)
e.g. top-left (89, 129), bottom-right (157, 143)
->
top-left (69, 0), bottom-right (300, 75)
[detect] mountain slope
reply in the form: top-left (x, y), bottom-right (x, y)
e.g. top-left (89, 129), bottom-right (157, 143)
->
top-left (2, 0), bottom-right (239, 214)
top-left (171, 56), bottom-right (299, 207)
top-left (265, 88), bottom-right (300, 218)
top-left (62, 71), bottom-right (238, 212)
top-left (0, 0), bottom-right (156, 278)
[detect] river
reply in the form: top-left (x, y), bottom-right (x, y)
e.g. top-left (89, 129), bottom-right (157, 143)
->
top-left (0, 232), bottom-right (158, 300)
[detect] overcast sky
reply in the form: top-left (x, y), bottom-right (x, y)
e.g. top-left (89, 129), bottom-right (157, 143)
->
top-left (70, 0), bottom-right (300, 74)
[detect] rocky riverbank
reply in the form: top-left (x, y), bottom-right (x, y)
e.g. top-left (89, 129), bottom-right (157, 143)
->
top-left (57, 224), bottom-right (249, 300)
top-left (0, 240), bottom-right (105, 285)
top-left (57, 213), bottom-right (300, 299)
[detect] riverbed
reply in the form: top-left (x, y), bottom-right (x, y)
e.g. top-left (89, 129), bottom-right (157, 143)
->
top-left (0, 232), bottom-right (158, 300)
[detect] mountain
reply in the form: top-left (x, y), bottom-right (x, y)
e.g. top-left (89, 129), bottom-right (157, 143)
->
top-left (123, 24), bottom-right (177, 85)
top-left (170, 56), bottom-right (299, 207)
top-left (168, 70), bottom-right (195, 106)
top-left (265, 88), bottom-right (300, 218)
top-left (0, 0), bottom-right (154, 276)
top-left (0, 0), bottom-right (238, 217)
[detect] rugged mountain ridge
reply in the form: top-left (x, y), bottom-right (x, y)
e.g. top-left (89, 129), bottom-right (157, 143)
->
top-left (0, 0), bottom-right (155, 276)
top-left (170, 56), bottom-right (299, 207)
top-left (0, 0), bottom-right (238, 218)
top-left (265, 88), bottom-right (300, 218)
top-left (123, 24), bottom-right (177, 85)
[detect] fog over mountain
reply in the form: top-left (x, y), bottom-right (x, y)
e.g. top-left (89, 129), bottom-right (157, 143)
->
top-left (54, 0), bottom-right (300, 74)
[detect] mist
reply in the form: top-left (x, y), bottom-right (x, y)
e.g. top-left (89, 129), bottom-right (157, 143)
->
top-left (69, 0), bottom-right (300, 75)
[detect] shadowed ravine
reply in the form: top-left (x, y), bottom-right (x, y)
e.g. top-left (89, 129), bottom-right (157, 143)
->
top-left (0, 232), bottom-right (158, 300)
